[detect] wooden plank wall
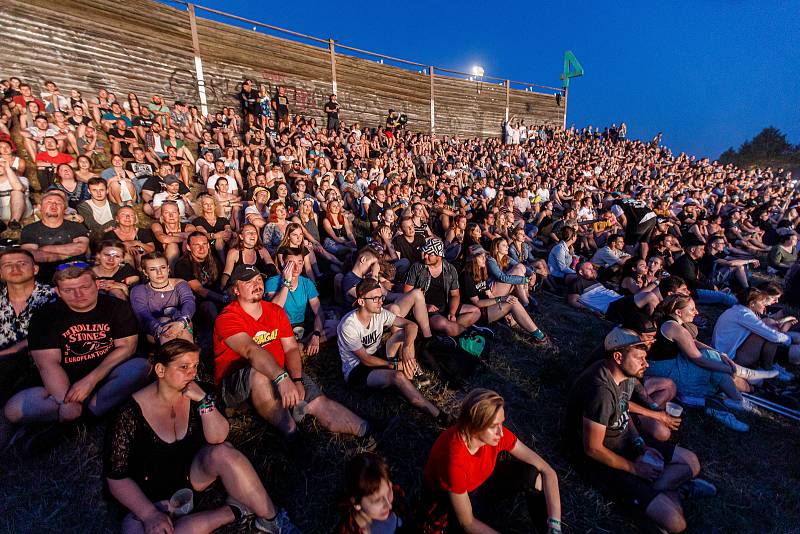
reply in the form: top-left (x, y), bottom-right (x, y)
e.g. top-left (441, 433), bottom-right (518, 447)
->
top-left (0, 0), bottom-right (565, 137)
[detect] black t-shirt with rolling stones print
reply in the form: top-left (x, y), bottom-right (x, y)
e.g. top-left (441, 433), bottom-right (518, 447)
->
top-left (28, 294), bottom-right (139, 382)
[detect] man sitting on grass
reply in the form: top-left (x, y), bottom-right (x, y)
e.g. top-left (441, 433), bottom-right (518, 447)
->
top-left (213, 264), bottom-right (378, 449)
top-left (337, 278), bottom-right (451, 426)
top-left (4, 264), bottom-right (149, 451)
top-left (565, 327), bottom-right (716, 533)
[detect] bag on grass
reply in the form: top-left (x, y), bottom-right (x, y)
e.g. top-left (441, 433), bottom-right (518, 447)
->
top-left (458, 332), bottom-right (487, 358)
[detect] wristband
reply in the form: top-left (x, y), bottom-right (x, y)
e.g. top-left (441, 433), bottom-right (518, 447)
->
top-left (547, 518), bottom-right (562, 534)
top-left (198, 393), bottom-right (216, 415)
top-left (273, 371), bottom-right (289, 385)
top-left (632, 436), bottom-right (646, 451)
top-left (291, 376), bottom-right (303, 383)
top-left (282, 278), bottom-right (292, 288)
top-left (495, 296), bottom-right (502, 308)
top-left (312, 330), bottom-right (321, 338)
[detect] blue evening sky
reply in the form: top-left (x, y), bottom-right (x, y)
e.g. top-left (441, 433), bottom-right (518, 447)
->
top-left (183, 0), bottom-right (799, 160)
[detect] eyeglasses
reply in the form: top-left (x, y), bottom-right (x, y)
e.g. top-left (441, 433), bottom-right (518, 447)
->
top-left (56, 261), bottom-right (91, 271)
top-left (361, 294), bottom-right (385, 303)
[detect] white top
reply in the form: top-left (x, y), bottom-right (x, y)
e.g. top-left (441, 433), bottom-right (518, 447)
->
top-left (337, 307), bottom-right (396, 380)
top-left (88, 200), bottom-right (114, 226)
top-left (207, 173), bottom-right (238, 194)
top-left (713, 304), bottom-right (791, 359)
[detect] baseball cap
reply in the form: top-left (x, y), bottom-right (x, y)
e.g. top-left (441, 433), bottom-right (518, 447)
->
top-left (41, 189), bottom-right (67, 203)
top-left (163, 174), bottom-right (180, 185)
top-left (604, 327), bottom-right (647, 351)
top-left (420, 237), bottom-right (444, 257)
top-left (226, 264), bottom-right (262, 286)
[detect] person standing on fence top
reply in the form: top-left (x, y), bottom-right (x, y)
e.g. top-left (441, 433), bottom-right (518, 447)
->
top-left (238, 79), bottom-right (260, 122)
top-left (272, 87), bottom-right (290, 127)
top-left (324, 94), bottom-right (340, 132)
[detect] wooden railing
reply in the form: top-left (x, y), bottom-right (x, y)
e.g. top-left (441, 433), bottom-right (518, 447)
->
top-left (1, 0), bottom-right (566, 137)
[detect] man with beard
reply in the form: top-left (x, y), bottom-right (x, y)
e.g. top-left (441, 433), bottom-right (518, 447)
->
top-left (4, 264), bottom-right (148, 448)
top-left (213, 264), bottom-right (378, 449)
top-left (565, 327), bottom-right (716, 533)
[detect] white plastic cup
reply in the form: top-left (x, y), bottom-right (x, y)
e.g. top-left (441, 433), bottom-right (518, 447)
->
top-left (666, 402), bottom-right (683, 418)
top-left (169, 488), bottom-right (194, 518)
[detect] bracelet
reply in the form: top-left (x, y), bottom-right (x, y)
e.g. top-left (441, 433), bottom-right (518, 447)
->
top-left (495, 296), bottom-right (502, 308)
top-left (312, 330), bottom-right (321, 338)
top-left (198, 393), bottom-right (216, 415)
top-left (282, 278), bottom-right (292, 288)
top-left (273, 371), bottom-right (289, 385)
top-left (547, 518), bottom-right (562, 528)
top-left (291, 376), bottom-right (303, 383)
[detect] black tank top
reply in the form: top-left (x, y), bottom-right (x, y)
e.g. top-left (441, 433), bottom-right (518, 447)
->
top-left (234, 248), bottom-right (277, 278)
top-left (648, 318), bottom-right (684, 361)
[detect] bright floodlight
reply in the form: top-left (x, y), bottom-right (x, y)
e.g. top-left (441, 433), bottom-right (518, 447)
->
top-left (471, 65), bottom-right (484, 77)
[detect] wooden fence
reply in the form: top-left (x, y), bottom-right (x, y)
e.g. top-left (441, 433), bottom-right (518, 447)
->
top-left (0, 0), bottom-right (565, 137)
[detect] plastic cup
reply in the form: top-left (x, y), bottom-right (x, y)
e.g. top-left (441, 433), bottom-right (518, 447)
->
top-left (169, 488), bottom-right (194, 518)
top-left (666, 402), bottom-right (683, 417)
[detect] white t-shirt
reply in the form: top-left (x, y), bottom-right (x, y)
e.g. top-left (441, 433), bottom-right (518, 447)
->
top-left (152, 193), bottom-right (187, 217)
top-left (337, 308), bottom-right (396, 380)
top-left (207, 173), bottom-right (237, 194)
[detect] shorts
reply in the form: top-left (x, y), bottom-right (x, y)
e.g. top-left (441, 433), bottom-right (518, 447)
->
top-left (624, 217), bottom-right (657, 246)
top-left (346, 360), bottom-right (392, 389)
top-left (220, 365), bottom-right (323, 422)
top-left (576, 439), bottom-right (676, 510)
top-left (431, 302), bottom-right (466, 319)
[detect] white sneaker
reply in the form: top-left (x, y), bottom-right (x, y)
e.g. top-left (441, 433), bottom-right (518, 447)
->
top-left (706, 407), bottom-right (749, 432)
top-left (723, 397), bottom-right (761, 415)
top-left (773, 364), bottom-right (795, 382)
top-left (736, 365), bottom-right (779, 384)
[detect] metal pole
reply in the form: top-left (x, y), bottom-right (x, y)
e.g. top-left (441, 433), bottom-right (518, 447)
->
top-left (187, 4), bottom-right (208, 116)
top-left (505, 80), bottom-right (510, 122)
top-left (429, 66), bottom-right (435, 135)
top-left (328, 39), bottom-right (338, 95)
top-left (562, 87), bottom-right (568, 129)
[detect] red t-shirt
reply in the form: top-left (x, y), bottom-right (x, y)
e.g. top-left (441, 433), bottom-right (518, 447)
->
top-left (212, 300), bottom-right (293, 384)
top-left (424, 425), bottom-right (517, 494)
top-left (13, 95), bottom-right (46, 110)
top-left (35, 151), bottom-right (74, 166)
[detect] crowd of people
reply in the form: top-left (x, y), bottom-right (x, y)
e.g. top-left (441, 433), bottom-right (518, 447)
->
top-left (1, 73), bottom-right (799, 533)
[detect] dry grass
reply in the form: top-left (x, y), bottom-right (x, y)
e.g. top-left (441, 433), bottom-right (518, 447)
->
top-left (2, 292), bottom-right (800, 533)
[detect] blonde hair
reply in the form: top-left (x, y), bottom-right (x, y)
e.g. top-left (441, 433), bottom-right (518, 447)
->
top-left (457, 388), bottom-right (504, 439)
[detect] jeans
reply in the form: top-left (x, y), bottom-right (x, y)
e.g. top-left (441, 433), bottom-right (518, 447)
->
top-left (696, 288), bottom-right (737, 307)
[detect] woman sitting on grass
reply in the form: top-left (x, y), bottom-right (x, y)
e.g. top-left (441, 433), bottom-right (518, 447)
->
top-left (713, 287), bottom-right (800, 378)
top-left (459, 245), bottom-right (548, 344)
top-left (419, 388), bottom-right (561, 533)
top-left (105, 339), bottom-right (296, 534)
top-left (335, 453), bottom-right (409, 534)
top-left (645, 295), bottom-right (776, 429)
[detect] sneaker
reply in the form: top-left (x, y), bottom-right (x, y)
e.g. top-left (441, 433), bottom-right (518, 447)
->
top-left (677, 393), bottom-right (705, 407)
top-left (773, 364), bottom-right (795, 382)
top-left (527, 329), bottom-right (548, 345)
top-left (723, 397), bottom-right (761, 415)
top-left (468, 324), bottom-right (495, 340)
top-left (7, 219), bottom-right (21, 231)
top-left (705, 407), bottom-right (749, 432)
top-left (413, 372), bottom-right (432, 388)
top-left (254, 508), bottom-right (300, 534)
top-left (767, 266), bottom-right (779, 276)
top-left (736, 366), bottom-right (779, 384)
top-left (356, 415), bottom-right (401, 451)
top-left (679, 478), bottom-right (718, 499)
